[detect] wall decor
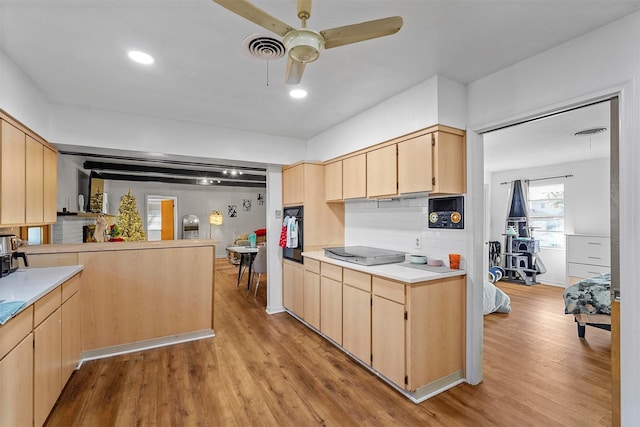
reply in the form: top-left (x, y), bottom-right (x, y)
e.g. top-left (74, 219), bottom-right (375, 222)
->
top-left (228, 205), bottom-right (237, 218)
top-left (257, 193), bottom-right (265, 205)
top-left (242, 199), bottom-right (252, 211)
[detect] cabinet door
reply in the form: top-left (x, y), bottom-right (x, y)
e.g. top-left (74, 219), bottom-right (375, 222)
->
top-left (34, 308), bottom-right (62, 427)
top-left (26, 135), bottom-right (45, 224)
top-left (61, 290), bottom-right (81, 385)
top-left (283, 261), bottom-right (304, 317)
top-left (325, 160), bottom-right (343, 202)
top-left (282, 164), bottom-right (304, 206)
top-left (0, 333), bottom-right (33, 427)
top-left (342, 284), bottom-right (371, 364)
top-left (398, 134), bottom-right (432, 194)
top-left (372, 295), bottom-right (405, 387)
top-left (366, 145), bottom-right (398, 198)
top-left (303, 269), bottom-right (321, 329)
top-left (0, 120), bottom-right (26, 225)
top-left (343, 154), bottom-right (366, 199)
top-left (320, 276), bottom-right (342, 344)
top-left (432, 131), bottom-right (465, 194)
top-left (43, 146), bottom-right (58, 223)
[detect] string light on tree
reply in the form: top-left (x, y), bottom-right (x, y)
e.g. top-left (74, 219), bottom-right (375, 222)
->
top-left (115, 189), bottom-right (146, 241)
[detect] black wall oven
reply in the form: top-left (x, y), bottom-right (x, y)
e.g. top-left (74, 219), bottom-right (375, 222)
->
top-left (282, 205), bottom-right (303, 264)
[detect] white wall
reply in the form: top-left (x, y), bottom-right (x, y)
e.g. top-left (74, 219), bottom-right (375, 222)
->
top-left (0, 49), bottom-right (51, 137)
top-left (49, 104), bottom-right (305, 167)
top-left (488, 158), bottom-right (610, 286)
top-left (306, 75), bottom-right (467, 161)
top-left (468, 10), bottom-right (640, 423)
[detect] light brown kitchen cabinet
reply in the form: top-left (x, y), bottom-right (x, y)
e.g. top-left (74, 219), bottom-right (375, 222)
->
top-left (61, 275), bottom-right (81, 385)
top-left (320, 262), bottom-right (343, 344)
top-left (343, 154), bottom-right (367, 199)
top-left (398, 130), bottom-right (466, 195)
top-left (342, 268), bottom-right (372, 364)
top-left (282, 164), bottom-right (305, 206)
top-left (1, 112), bottom-right (58, 227)
top-left (43, 146), bottom-right (58, 223)
top-left (366, 144), bottom-right (398, 198)
top-left (34, 305), bottom-right (62, 427)
top-left (1, 119), bottom-right (26, 225)
top-left (283, 260), bottom-right (304, 317)
top-left (303, 259), bottom-right (321, 329)
top-left (372, 278), bottom-right (406, 386)
top-left (324, 160), bottom-right (343, 202)
top-left (26, 135), bottom-right (45, 224)
top-left (0, 307), bottom-right (34, 427)
top-left (281, 162), bottom-right (344, 252)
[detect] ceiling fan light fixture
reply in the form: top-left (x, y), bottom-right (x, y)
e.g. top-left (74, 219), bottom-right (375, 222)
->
top-left (284, 29), bottom-right (324, 63)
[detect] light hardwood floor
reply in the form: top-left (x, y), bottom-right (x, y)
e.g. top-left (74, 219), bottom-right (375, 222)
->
top-left (45, 264), bottom-right (611, 426)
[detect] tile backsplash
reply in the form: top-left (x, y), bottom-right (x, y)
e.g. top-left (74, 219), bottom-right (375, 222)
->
top-left (344, 197), bottom-right (467, 268)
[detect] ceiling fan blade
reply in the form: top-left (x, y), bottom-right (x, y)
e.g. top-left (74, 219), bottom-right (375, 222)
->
top-left (320, 16), bottom-right (403, 49)
top-left (285, 57), bottom-right (306, 85)
top-left (212, 0), bottom-right (295, 37)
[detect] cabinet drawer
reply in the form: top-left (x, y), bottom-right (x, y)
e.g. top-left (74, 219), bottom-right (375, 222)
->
top-left (321, 262), bottom-right (342, 282)
top-left (34, 287), bottom-right (61, 327)
top-left (372, 277), bottom-right (405, 304)
top-left (0, 305), bottom-right (33, 360)
top-left (567, 236), bottom-right (610, 266)
top-left (343, 268), bottom-right (371, 292)
top-left (567, 262), bottom-right (610, 280)
top-left (305, 258), bottom-right (320, 274)
top-left (62, 274), bottom-right (80, 303)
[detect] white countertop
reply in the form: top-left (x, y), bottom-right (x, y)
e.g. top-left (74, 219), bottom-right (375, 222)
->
top-left (0, 265), bottom-right (84, 309)
top-left (302, 251), bottom-right (466, 284)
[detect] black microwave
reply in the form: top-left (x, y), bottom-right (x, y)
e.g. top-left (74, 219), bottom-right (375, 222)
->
top-left (428, 196), bottom-right (464, 229)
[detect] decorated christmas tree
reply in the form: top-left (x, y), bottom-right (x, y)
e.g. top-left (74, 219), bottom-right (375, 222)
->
top-left (115, 189), bottom-right (146, 241)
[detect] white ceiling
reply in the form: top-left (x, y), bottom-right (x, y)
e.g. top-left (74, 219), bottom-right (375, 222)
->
top-left (0, 0), bottom-right (635, 171)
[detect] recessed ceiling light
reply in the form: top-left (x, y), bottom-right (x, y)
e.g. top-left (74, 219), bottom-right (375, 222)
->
top-left (289, 89), bottom-right (307, 99)
top-left (128, 50), bottom-right (154, 65)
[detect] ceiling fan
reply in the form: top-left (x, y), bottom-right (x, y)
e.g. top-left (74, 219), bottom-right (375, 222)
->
top-left (213, 0), bottom-right (403, 84)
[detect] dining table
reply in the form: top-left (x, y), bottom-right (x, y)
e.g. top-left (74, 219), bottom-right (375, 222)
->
top-left (227, 245), bottom-right (260, 290)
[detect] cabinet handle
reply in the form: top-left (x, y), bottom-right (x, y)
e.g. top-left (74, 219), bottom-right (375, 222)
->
top-left (588, 256), bottom-right (601, 260)
top-left (588, 242), bottom-right (602, 245)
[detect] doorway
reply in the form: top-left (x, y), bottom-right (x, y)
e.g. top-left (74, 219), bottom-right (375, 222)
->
top-left (479, 97), bottom-right (618, 419)
top-left (146, 195), bottom-right (178, 241)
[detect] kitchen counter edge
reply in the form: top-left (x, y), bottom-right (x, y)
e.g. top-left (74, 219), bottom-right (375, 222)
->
top-left (301, 251), bottom-right (466, 284)
top-left (0, 265), bottom-right (84, 315)
top-left (22, 239), bottom-right (219, 254)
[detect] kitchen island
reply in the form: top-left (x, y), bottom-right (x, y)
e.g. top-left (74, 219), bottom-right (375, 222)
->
top-left (286, 251), bottom-right (466, 403)
top-left (22, 239), bottom-right (216, 359)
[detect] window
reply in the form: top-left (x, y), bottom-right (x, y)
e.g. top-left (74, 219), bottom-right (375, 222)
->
top-left (527, 183), bottom-right (564, 248)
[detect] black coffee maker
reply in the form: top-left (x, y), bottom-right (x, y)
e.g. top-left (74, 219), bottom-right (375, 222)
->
top-left (0, 234), bottom-right (29, 277)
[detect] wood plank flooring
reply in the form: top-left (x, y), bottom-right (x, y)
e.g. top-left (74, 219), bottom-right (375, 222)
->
top-left (45, 266), bottom-right (611, 426)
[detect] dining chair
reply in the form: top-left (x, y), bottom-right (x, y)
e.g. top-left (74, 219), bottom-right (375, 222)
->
top-left (250, 245), bottom-right (267, 298)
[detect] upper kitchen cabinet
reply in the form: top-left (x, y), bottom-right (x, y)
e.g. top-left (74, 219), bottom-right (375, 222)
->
top-left (342, 154), bottom-right (366, 200)
top-left (1, 111), bottom-right (58, 227)
top-left (282, 162), bottom-right (344, 252)
top-left (398, 127), bottom-right (466, 195)
top-left (324, 160), bottom-right (343, 202)
top-left (0, 120), bottom-right (26, 225)
top-left (366, 144), bottom-right (398, 199)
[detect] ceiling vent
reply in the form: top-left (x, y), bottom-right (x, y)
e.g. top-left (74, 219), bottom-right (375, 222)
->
top-left (574, 127), bottom-right (607, 136)
top-left (243, 34), bottom-right (285, 61)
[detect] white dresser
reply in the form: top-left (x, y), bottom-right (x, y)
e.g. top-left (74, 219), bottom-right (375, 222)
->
top-left (566, 234), bottom-right (611, 285)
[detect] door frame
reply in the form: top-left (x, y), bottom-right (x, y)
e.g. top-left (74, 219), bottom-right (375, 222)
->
top-left (145, 195), bottom-right (178, 241)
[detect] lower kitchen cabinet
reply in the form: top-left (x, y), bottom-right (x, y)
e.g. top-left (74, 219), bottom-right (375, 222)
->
top-left (320, 263), bottom-right (343, 344)
top-left (34, 306), bottom-right (62, 427)
top-left (342, 268), bottom-right (372, 364)
top-left (61, 286), bottom-right (81, 385)
top-left (283, 260), bottom-right (304, 317)
top-left (303, 261), bottom-right (321, 329)
top-left (0, 332), bottom-right (34, 427)
top-left (372, 284), bottom-right (406, 387)
top-left (342, 284), bottom-right (371, 364)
